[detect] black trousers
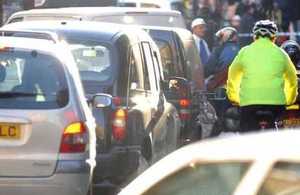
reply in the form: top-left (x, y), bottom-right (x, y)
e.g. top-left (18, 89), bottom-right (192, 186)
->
top-left (240, 105), bottom-right (285, 132)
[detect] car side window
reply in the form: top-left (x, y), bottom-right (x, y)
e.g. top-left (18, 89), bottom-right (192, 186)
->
top-left (141, 42), bottom-right (158, 92)
top-left (152, 50), bottom-right (163, 91)
top-left (128, 46), bottom-right (142, 91)
top-left (257, 162), bottom-right (300, 195)
top-left (174, 34), bottom-right (186, 77)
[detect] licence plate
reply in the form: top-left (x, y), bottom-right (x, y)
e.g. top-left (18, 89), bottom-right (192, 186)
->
top-left (0, 123), bottom-right (21, 139)
top-left (283, 118), bottom-right (300, 128)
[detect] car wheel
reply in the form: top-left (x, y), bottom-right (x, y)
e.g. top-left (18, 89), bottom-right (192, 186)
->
top-left (165, 115), bottom-right (177, 153)
top-left (136, 153), bottom-right (150, 175)
top-left (210, 120), bottom-right (222, 137)
top-left (121, 151), bottom-right (150, 188)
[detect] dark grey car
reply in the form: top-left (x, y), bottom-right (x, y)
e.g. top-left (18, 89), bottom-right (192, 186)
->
top-left (2, 21), bottom-right (181, 189)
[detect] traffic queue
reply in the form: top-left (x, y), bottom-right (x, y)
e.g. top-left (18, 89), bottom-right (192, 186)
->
top-left (0, 3), bottom-right (299, 195)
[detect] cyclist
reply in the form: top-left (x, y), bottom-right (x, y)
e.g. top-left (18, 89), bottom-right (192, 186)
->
top-left (281, 40), bottom-right (300, 68)
top-left (226, 20), bottom-right (298, 132)
top-left (205, 26), bottom-right (240, 89)
top-left (204, 27), bottom-right (240, 134)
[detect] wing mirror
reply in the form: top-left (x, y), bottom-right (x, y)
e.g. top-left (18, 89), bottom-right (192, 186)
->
top-left (161, 76), bottom-right (191, 98)
top-left (92, 93), bottom-right (112, 108)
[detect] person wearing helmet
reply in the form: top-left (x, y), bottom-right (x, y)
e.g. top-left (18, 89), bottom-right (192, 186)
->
top-left (227, 20), bottom-right (298, 132)
top-left (205, 26), bottom-right (240, 83)
top-left (204, 26), bottom-right (240, 134)
top-left (281, 40), bottom-right (300, 69)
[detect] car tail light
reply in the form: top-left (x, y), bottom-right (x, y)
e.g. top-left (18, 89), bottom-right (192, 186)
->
top-left (179, 99), bottom-right (191, 121)
top-left (286, 110), bottom-right (298, 119)
top-left (112, 108), bottom-right (127, 141)
top-left (60, 122), bottom-right (88, 153)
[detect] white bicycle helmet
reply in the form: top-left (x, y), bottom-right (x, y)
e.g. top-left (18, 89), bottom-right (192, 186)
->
top-left (252, 20), bottom-right (278, 39)
top-left (215, 27), bottom-right (238, 43)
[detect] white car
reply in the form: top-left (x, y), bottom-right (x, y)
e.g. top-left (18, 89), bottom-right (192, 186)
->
top-left (6, 7), bottom-right (186, 28)
top-left (119, 130), bottom-right (300, 195)
top-left (0, 31), bottom-right (97, 195)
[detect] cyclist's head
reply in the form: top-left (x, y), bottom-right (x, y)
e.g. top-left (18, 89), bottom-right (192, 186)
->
top-left (215, 27), bottom-right (238, 44)
top-left (252, 20), bottom-right (278, 41)
top-left (281, 40), bottom-right (300, 67)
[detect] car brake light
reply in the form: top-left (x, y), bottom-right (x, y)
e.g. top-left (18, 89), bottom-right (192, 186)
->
top-left (60, 122), bottom-right (88, 153)
top-left (179, 99), bottom-right (191, 108)
top-left (112, 108), bottom-right (127, 141)
top-left (179, 99), bottom-right (191, 121)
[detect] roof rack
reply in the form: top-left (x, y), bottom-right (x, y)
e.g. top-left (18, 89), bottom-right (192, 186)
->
top-left (0, 30), bottom-right (59, 43)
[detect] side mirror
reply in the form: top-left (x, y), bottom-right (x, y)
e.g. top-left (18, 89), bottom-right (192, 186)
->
top-left (164, 76), bottom-right (191, 98)
top-left (92, 93), bottom-right (112, 108)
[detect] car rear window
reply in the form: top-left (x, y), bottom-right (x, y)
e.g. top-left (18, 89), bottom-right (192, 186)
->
top-left (67, 39), bottom-right (112, 84)
top-left (0, 48), bottom-right (69, 109)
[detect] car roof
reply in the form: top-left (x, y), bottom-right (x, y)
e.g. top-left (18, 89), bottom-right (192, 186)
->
top-left (117, 0), bottom-right (170, 8)
top-left (120, 130), bottom-right (300, 195)
top-left (10, 6), bottom-right (182, 19)
top-left (0, 36), bottom-right (60, 52)
top-left (3, 20), bottom-right (148, 42)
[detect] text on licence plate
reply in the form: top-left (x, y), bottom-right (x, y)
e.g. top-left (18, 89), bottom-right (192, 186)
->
top-left (283, 118), bottom-right (300, 127)
top-left (0, 123), bottom-right (21, 139)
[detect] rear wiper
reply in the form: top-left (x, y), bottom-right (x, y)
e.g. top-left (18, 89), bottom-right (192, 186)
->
top-left (0, 92), bottom-right (45, 98)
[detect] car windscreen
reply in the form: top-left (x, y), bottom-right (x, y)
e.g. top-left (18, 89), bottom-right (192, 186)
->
top-left (67, 40), bottom-right (112, 83)
top-left (257, 162), bottom-right (300, 195)
top-left (0, 48), bottom-right (69, 109)
top-left (93, 15), bottom-right (186, 28)
top-left (143, 162), bottom-right (251, 195)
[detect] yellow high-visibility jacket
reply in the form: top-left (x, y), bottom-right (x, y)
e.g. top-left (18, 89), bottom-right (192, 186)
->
top-left (227, 38), bottom-right (298, 106)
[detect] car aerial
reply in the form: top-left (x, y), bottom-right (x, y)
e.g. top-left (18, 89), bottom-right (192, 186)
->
top-left (119, 130), bottom-right (300, 195)
top-left (2, 21), bottom-right (181, 189)
top-left (144, 26), bottom-right (216, 140)
top-left (6, 7), bottom-right (186, 28)
top-left (0, 30), bottom-right (96, 195)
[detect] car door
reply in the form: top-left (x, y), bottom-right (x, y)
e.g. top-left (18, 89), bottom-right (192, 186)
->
top-left (124, 42), bottom-right (154, 146)
top-left (140, 41), bottom-right (172, 158)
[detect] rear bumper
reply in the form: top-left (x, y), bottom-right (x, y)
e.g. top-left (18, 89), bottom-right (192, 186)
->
top-left (0, 173), bottom-right (91, 195)
top-left (93, 145), bottom-right (140, 184)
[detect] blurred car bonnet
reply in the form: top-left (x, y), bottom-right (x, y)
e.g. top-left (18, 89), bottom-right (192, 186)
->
top-left (6, 7), bottom-right (186, 28)
top-left (119, 130), bottom-right (300, 195)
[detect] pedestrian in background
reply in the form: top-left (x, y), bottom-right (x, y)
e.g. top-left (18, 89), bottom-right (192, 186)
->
top-left (205, 27), bottom-right (240, 81)
top-left (240, 3), bottom-right (257, 46)
top-left (191, 18), bottom-right (211, 66)
top-left (230, 15), bottom-right (241, 32)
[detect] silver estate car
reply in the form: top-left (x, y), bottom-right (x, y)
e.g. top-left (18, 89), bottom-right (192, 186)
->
top-left (0, 32), bottom-right (96, 195)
